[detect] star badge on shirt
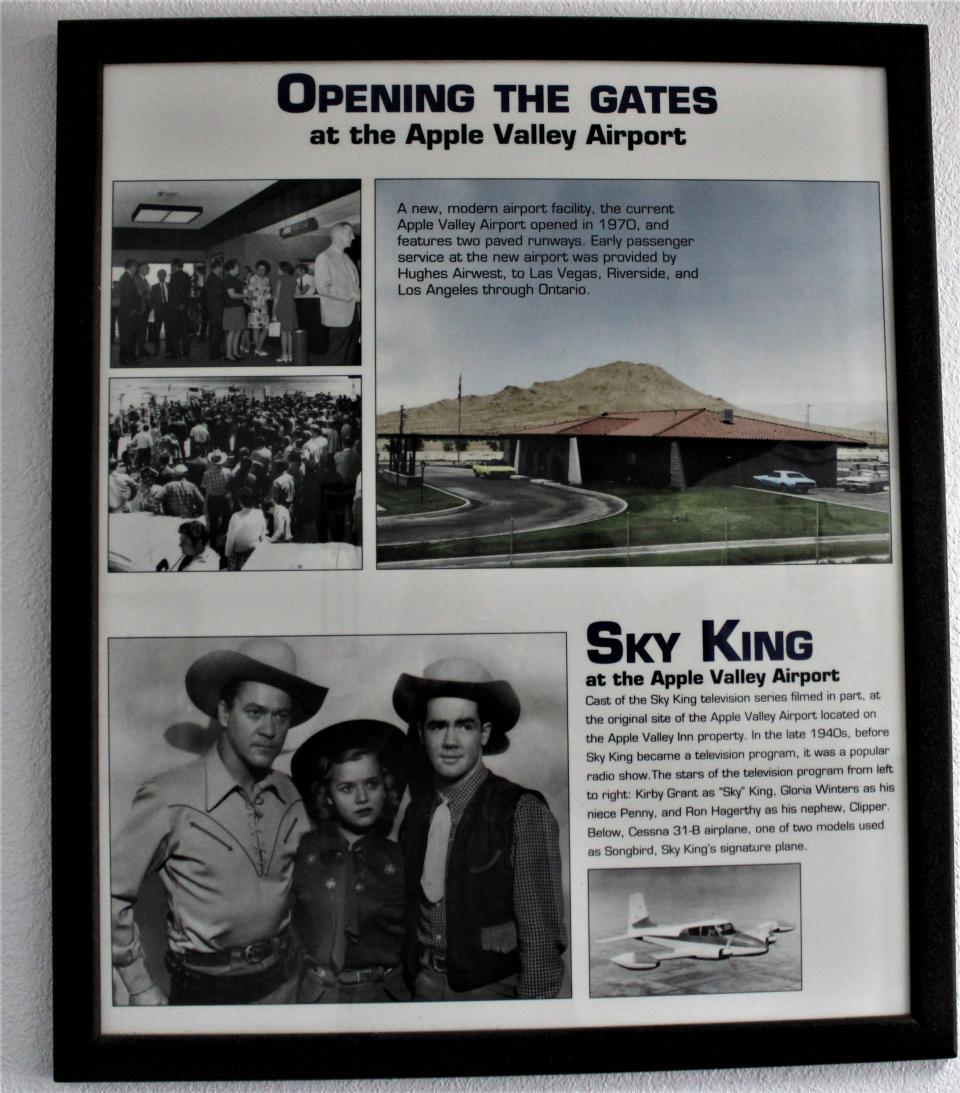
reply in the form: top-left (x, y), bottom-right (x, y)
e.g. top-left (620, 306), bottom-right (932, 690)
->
top-left (325, 877), bottom-right (337, 889)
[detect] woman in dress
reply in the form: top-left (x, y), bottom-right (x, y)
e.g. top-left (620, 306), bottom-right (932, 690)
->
top-left (290, 720), bottom-right (409, 1003)
top-left (221, 259), bottom-right (246, 361)
top-left (274, 260), bottom-right (297, 363)
top-left (247, 260), bottom-right (273, 358)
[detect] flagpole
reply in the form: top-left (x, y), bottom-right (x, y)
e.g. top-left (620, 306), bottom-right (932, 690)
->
top-left (457, 373), bottom-right (462, 464)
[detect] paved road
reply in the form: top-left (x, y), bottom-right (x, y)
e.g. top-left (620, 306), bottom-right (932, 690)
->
top-left (377, 466), bottom-right (625, 547)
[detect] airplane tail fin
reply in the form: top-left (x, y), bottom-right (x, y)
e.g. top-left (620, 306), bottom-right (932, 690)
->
top-left (628, 892), bottom-right (652, 931)
top-left (746, 920), bottom-right (796, 943)
top-left (597, 892), bottom-right (654, 945)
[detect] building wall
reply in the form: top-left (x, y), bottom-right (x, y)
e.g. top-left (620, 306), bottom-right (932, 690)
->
top-left (4, 4), bottom-right (957, 1093)
top-left (676, 441), bottom-right (839, 488)
top-left (518, 436), bottom-right (839, 488)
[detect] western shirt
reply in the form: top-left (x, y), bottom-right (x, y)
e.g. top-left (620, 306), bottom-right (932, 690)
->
top-left (292, 825), bottom-right (404, 973)
top-left (111, 746), bottom-right (308, 997)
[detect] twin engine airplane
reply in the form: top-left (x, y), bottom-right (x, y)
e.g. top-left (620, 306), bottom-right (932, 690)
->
top-left (599, 892), bottom-right (795, 970)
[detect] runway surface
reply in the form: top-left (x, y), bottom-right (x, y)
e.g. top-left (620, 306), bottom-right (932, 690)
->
top-left (376, 465), bottom-right (625, 547)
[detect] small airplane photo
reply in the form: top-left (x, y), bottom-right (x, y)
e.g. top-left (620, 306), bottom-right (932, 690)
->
top-left (598, 892), bottom-right (796, 970)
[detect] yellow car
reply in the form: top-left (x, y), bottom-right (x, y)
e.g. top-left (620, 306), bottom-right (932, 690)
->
top-left (472, 459), bottom-right (517, 479)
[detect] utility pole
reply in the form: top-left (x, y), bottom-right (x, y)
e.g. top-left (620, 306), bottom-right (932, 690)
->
top-left (457, 373), bottom-right (463, 466)
top-left (397, 404), bottom-right (405, 478)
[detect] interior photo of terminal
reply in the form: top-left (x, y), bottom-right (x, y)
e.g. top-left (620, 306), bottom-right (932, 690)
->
top-left (110, 178), bottom-right (360, 368)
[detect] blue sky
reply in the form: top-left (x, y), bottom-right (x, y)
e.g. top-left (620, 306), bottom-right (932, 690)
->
top-left (376, 179), bottom-right (888, 429)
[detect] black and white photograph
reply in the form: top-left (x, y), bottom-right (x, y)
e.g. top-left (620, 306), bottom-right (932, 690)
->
top-left (588, 864), bottom-right (801, 998)
top-left (107, 377), bottom-right (362, 572)
top-left (376, 179), bottom-right (891, 570)
top-left (107, 632), bottom-right (570, 1008)
top-left (111, 179), bottom-right (360, 368)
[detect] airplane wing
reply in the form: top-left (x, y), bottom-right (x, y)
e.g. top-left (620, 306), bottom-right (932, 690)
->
top-left (608, 937), bottom-right (728, 969)
top-left (596, 930), bottom-right (642, 944)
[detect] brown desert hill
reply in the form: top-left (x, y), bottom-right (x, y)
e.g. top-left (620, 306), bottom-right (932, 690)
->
top-left (376, 360), bottom-right (882, 442)
top-left (377, 361), bottom-right (727, 434)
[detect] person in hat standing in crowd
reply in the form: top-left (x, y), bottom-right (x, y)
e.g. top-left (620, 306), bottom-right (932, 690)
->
top-left (201, 450), bottom-right (233, 551)
top-left (393, 658), bottom-right (567, 1002)
top-left (111, 638), bottom-right (327, 1005)
top-left (161, 464), bottom-right (205, 519)
top-left (289, 720), bottom-right (409, 1004)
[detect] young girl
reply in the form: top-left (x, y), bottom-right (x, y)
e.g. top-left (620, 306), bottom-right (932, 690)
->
top-left (290, 720), bottom-right (409, 1003)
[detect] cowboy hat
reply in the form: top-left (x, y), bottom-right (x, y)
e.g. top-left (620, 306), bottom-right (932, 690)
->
top-left (290, 719), bottom-right (409, 802)
top-left (392, 657), bottom-right (520, 755)
top-left (185, 637), bottom-right (327, 727)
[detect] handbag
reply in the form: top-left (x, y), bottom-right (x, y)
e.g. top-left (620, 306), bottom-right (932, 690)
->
top-left (268, 320), bottom-right (281, 338)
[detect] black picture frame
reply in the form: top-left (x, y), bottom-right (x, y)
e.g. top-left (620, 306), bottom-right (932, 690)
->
top-left (53, 14), bottom-right (954, 1081)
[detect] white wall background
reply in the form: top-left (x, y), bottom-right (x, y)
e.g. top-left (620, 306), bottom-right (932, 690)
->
top-left (2, 1), bottom-right (957, 1090)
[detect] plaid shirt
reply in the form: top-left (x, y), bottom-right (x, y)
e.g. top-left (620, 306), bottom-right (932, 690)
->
top-left (418, 763), bottom-right (566, 999)
top-left (201, 463), bottom-right (232, 498)
top-left (162, 479), bottom-right (204, 517)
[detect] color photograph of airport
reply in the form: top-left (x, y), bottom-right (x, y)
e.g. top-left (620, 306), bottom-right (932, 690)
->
top-left (375, 180), bottom-right (891, 569)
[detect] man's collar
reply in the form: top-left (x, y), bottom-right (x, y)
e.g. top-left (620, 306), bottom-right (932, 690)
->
top-left (438, 762), bottom-right (488, 819)
top-left (203, 745), bottom-right (287, 811)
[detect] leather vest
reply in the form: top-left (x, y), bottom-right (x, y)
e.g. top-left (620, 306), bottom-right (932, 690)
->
top-left (403, 772), bottom-right (544, 991)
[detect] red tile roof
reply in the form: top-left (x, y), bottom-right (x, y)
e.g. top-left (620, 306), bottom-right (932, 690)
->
top-left (513, 409), bottom-right (858, 443)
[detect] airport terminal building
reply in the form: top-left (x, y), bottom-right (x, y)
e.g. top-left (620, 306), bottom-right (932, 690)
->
top-left (502, 408), bottom-right (860, 489)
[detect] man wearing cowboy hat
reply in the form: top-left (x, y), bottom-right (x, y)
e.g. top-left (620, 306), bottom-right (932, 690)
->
top-left (201, 449), bottom-right (233, 548)
top-left (393, 658), bottom-right (566, 1001)
top-left (111, 638), bottom-right (327, 1005)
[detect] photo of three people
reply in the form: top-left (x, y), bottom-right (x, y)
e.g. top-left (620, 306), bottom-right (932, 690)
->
top-left (109, 634), bottom-right (569, 1006)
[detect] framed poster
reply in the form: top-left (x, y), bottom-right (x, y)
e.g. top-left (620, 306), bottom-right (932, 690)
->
top-left (53, 14), bottom-right (954, 1081)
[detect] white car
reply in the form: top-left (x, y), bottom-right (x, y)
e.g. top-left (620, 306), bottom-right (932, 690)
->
top-left (752, 469), bottom-right (817, 493)
top-left (841, 472), bottom-right (886, 493)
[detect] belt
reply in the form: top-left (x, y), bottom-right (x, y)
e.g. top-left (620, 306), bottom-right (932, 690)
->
top-left (305, 960), bottom-right (393, 985)
top-left (420, 949), bottom-right (448, 974)
top-left (173, 931), bottom-right (291, 970)
top-left (167, 951), bottom-right (296, 1005)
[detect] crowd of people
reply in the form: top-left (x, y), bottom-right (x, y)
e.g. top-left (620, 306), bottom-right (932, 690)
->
top-left (108, 388), bottom-right (362, 569)
top-left (113, 222), bottom-right (360, 367)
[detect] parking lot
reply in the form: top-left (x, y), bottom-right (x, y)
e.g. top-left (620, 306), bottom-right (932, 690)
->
top-left (743, 484), bottom-right (891, 515)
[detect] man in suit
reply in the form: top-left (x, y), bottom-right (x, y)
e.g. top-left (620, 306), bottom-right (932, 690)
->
top-left (205, 258), bottom-right (225, 360)
top-left (148, 269), bottom-right (169, 352)
top-left (135, 262), bottom-right (153, 357)
top-left (166, 258), bottom-right (192, 360)
top-left (117, 259), bottom-right (142, 366)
